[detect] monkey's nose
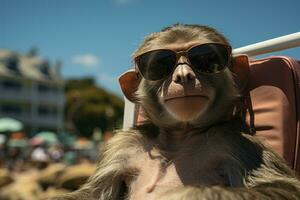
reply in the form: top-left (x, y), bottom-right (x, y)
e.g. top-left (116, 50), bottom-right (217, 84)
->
top-left (172, 64), bottom-right (196, 84)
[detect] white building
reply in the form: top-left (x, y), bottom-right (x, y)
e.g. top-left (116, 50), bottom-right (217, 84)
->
top-left (0, 49), bottom-right (64, 134)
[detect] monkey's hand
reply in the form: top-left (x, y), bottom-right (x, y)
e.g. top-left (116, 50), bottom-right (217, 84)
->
top-left (158, 183), bottom-right (300, 200)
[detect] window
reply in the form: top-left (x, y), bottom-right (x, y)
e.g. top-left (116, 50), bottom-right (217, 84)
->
top-left (6, 56), bottom-right (20, 73)
top-left (40, 61), bottom-right (51, 77)
top-left (1, 104), bottom-right (22, 114)
top-left (38, 84), bottom-right (50, 93)
top-left (2, 80), bottom-right (22, 90)
top-left (37, 84), bottom-right (57, 94)
top-left (38, 106), bottom-right (57, 116)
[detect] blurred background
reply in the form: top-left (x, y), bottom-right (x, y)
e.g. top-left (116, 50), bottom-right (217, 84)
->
top-left (0, 0), bottom-right (299, 199)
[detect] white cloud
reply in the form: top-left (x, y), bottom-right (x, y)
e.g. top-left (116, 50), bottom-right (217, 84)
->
top-left (113, 0), bottom-right (137, 5)
top-left (72, 54), bottom-right (100, 68)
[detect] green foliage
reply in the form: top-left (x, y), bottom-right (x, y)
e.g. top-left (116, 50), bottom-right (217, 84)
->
top-left (65, 77), bottom-right (95, 92)
top-left (65, 77), bottom-right (124, 137)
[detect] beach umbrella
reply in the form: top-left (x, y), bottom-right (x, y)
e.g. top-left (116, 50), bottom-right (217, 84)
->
top-left (32, 131), bottom-right (59, 145)
top-left (29, 137), bottom-right (44, 146)
top-left (0, 118), bottom-right (23, 132)
top-left (7, 139), bottom-right (27, 148)
top-left (57, 132), bottom-right (77, 147)
top-left (7, 132), bottom-right (27, 148)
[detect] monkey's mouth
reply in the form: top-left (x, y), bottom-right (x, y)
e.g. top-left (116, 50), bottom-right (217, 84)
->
top-left (163, 95), bottom-right (209, 121)
top-left (164, 95), bottom-right (208, 102)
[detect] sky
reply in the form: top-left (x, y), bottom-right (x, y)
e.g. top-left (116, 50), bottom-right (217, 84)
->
top-left (1, 0), bottom-right (299, 96)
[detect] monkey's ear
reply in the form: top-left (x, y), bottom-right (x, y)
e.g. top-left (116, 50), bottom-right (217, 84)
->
top-left (231, 55), bottom-right (250, 93)
top-left (118, 69), bottom-right (139, 102)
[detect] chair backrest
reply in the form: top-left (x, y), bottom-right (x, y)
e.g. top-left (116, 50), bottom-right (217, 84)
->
top-left (120, 56), bottom-right (300, 174)
top-left (246, 56), bottom-right (300, 173)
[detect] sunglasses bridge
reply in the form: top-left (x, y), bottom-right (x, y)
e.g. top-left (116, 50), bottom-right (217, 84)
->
top-left (166, 50), bottom-right (204, 77)
top-left (173, 50), bottom-right (193, 66)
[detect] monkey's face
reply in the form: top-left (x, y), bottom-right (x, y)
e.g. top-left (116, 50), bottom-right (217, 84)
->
top-left (136, 39), bottom-right (237, 129)
top-left (157, 40), bottom-right (213, 122)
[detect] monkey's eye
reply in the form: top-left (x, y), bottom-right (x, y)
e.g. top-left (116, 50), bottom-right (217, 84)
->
top-left (136, 49), bottom-right (176, 81)
top-left (188, 43), bottom-right (229, 74)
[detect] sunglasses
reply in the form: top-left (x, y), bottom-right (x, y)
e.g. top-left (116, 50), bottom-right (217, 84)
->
top-left (134, 43), bottom-right (232, 81)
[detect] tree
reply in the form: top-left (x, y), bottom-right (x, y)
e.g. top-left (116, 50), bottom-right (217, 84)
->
top-left (65, 77), bottom-right (123, 137)
top-left (27, 46), bottom-right (39, 57)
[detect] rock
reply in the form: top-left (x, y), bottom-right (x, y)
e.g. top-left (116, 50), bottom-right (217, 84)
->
top-left (0, 168), bottom-right (13, 188)
top-left (0, 180), bottom-right (43, 200)
top-left (38, 163), bottom-right (66, 189)
top-left (42, 187), bottom-right (71, 199)
top-left (57, 163), bottom-right (96, 190)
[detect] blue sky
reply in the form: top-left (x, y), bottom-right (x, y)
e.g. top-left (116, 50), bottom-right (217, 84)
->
top-left (1, 0), bottom-right (299, 96)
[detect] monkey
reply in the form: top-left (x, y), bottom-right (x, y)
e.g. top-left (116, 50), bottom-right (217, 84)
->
top-left (50, 24), bottom-right (300, 200)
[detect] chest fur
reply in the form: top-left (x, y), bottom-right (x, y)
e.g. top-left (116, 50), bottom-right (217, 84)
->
top-left (126, 138), bottom-right (245, 200)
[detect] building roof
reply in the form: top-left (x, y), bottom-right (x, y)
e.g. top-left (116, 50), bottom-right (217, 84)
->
top-left (0, 49), bottom-right (64, 84)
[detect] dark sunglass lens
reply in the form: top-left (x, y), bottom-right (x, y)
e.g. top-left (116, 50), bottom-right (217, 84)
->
top-left (137, 50), bottom-right (176, 80)
top-left (188, 44), bottom-right (229, 74)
